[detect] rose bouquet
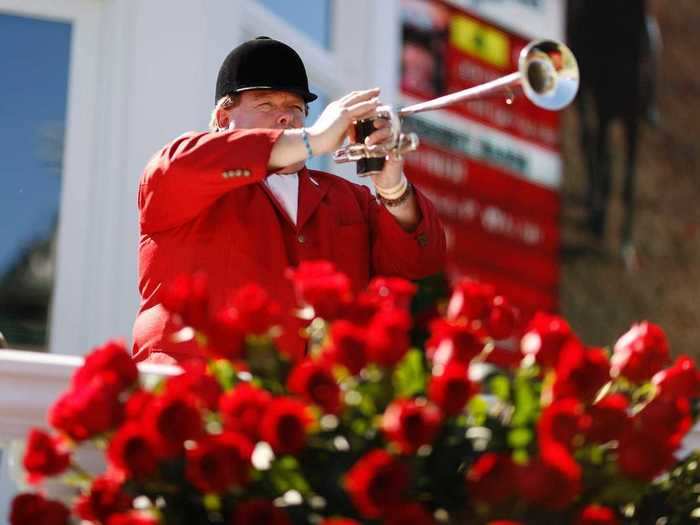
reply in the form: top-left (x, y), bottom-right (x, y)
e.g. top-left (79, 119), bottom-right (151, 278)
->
top-left (9, 261), bottom-right (700, 524)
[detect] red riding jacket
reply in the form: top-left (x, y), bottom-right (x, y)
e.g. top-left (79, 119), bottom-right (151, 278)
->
top-left (133, 128), bottom-right (446, 364)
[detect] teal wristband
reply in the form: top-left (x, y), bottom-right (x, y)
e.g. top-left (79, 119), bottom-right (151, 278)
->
top-left (301, 128), bottom-right (314, 159)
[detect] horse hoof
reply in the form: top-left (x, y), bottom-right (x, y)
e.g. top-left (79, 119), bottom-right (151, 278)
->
top-left (621, 243), bottom-right (640, 272)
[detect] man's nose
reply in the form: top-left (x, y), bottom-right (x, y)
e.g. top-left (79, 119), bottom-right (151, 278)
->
top-left (276, 110), bottom-right (294, 127)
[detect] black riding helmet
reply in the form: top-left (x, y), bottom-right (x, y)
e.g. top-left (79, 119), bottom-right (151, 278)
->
top-left (215, 36), bottom-right (318, 104)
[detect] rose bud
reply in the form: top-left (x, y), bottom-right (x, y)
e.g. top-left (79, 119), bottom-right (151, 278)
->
top-left (611, 321), bottom-right (670, 383)
top-left (652, 355), bottom-right (700, 399)
top-left (381, 398), bottom-right (442, 454)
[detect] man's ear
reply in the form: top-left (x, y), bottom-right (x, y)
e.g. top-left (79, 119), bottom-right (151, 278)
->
top-left (216, 107), bottom-right (231, 130)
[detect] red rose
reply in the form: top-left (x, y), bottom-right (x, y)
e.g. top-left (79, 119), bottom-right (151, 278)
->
top-left (161, 272), bottom-right (209, 329)
top-left (327, 320), bottom-right (368, 375)
top-left (553, 344), bottom-right (611, 402)
top-left (124, 389), bottom-right (155, 421)
top-left (428, 361), bottom-right (477, 417)
top-left (384, 502), bottom-right (435, 525)
top-left (521, 313), bottom-right (576, 369)
top-left (617, 427), bottom-right (676, 480)
top-left (517, 443), bottom-right (581, 509)
top-left (653, 355), bottom-right (700, 399)
top-left (231, 500), bottom-right (292, 525)
top-left (228, 283), bottom-right (282, 334)
top-left (340, 291), bottom-right (383, 326)
top-left (345, 450), bottom-right (409, 519)
top-left (72, 339), bottom-right (138, 392)
top-left (575, 505), bottom-right (619, 525)
top-left (107, 422), bottom-right (160, 480)
top-left (107, 512), bottom-right (159, 525)
top-left (580, 394), bottom-right (630, 444)
top-left (485, 295), bottom-right (519, 340)
top-left (611, 321), bottom-right (670, 383)
top-left (446, 279), bottom-right (495, 323)
top-left (260, 397), bottom-right (314, 455)
top-left (426, 320), bottom-right (483, 369)
top-left (10, 493), bottom-right (70, 525)
top-left (636, 395), bottom-right (692, 446)
top-left (165, 361), bottom-right (222, 411)
top-left (219, 382), bottom-right (272, 441)
top-left (287, 359), bottom-right (342, 415)
top-left (145, 393), bottom-right (204, 457)
top-left (74, 474), bottom-right (132, 523)
top-left (205, 306), bottom-right (245, 360)
top-left (466, 453), bottom-right (516, 505)
top-left (186, 432), bottom-right (253, 493)
top-left (287, 261), bottom-right (352, 320)
top-left (22, 428), bottom-right (70, 484)
top-left (367, 308), bottom-right (411, 367)
top-left (49, 376), bottom-right (123, 441)
top-left (484, 345), bottom-right (523, 370)
top-left (381, 399), bottom-right (442, 454)
top-left (537, 399), bottom-right (584, 450)
top-left (366, 277), bottom-right (417, 310)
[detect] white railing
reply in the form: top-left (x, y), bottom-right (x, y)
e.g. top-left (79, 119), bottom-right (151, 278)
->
top-left (0, 349), bottom-right (179, 522)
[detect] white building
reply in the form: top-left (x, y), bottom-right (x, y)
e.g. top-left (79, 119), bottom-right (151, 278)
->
top-left (0, 0), bottom-right (570, 519)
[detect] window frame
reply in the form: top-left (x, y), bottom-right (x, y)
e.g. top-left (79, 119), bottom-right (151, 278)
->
top-left (0, 0), bottom-right (102, 355)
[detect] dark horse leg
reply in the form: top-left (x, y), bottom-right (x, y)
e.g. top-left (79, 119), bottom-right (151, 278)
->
top-left (589, 114), bottom-right (613, 239)
top-left (577, 94), bottom-right (597, 211)
top-left (621, 115), bottom-right (640, 267)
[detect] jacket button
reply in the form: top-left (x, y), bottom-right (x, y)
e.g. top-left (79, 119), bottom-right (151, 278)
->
top-left (222, 170), bottom-right (230, 179)
top-left (417, 233), bottom-right (428, 247)
top-left (242, 169), bottom-right (251, 177)
top-left (233, 169), bottom-right (242, 177)
top-left (297, 234), bottom-right (305, 244)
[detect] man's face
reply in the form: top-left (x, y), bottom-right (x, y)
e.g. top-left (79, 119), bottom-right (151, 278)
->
top-left (222, 90), bottom-right (308, 174)
top-left (225, 89), bottom-right (306, 130)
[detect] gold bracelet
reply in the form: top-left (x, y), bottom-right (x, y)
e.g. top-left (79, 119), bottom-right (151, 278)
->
top-left (375, 174), bottom-right (407, 199)
top-left (377, 179), bottom-right (407, 200)
top-left (378, 182), bottom-right (412, 207)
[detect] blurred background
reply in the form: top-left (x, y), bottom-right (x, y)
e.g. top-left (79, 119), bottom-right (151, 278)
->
top-left (0, 0), bottom-right (698, 359)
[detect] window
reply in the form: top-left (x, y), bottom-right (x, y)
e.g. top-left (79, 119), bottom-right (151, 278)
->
top-left (257, 0), bottom-right (333, 49)
top-left (0, 13), bottom-right (71, 349)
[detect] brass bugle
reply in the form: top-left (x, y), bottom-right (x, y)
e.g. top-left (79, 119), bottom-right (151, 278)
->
top-left (333, 39), bottom-right (580, 172)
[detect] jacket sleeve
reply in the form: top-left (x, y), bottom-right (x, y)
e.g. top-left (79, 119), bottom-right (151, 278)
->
top-left (368, 185), bottom-right (447, 279)
top-left (138, 128), bottom-right (284, 233)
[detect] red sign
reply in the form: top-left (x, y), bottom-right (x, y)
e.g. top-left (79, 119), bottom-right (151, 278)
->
top-left (400, 0), bottom-right (563, 316)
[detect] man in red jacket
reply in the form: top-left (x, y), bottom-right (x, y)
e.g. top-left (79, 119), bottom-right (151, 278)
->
top-left (133, 37), bottom-right (446, 364)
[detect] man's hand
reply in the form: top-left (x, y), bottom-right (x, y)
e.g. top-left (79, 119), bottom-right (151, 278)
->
top-left (269, 88), bottom-right (380, 171)
top-left (306, 88), bottom-right (381, 155)
top-left (362, 118), bottom-right (404, 190)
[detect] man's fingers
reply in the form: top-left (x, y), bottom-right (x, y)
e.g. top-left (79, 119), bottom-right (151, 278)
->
top-left (341, 87), bottom-right (380, 105)
top-left (365, 127), bottom-right (392, 146)
top-left (346, 98), bottom-right (380, 119)
top-left (373, 118), bottom-right (390, 129)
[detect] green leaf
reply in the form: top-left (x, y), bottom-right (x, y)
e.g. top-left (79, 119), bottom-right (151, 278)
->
top-left (468, 394), bottom-right (489, 425)
top-left (393, 349), bottom-right (426, 398)
top-left (209, 359), bottom-right (237, 391)
top-left (511, 374), bottom-right (538, 427)
top-left (268, 456), bottom-right (312, 496)
top-left (489, 375), bottom-right (511, 401)
top-left (507, 427), bottom-right (533, 449)
top-left (203, 493), bottom-right (221, 511)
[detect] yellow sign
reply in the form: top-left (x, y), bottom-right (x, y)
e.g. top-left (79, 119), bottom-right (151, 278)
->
top-left (449, 14), bottom-right (510, 69)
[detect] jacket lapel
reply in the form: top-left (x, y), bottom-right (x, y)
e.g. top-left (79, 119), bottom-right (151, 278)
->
top-left (297, 167), bottom-right (332, 231)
